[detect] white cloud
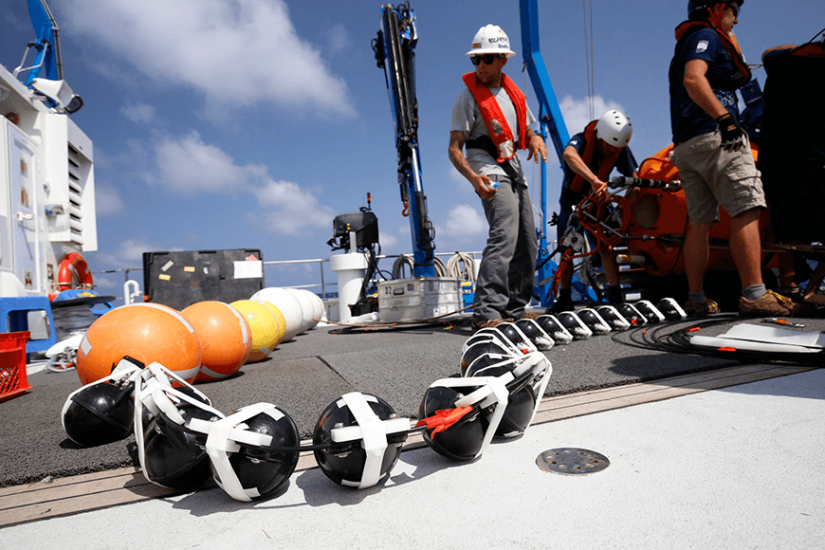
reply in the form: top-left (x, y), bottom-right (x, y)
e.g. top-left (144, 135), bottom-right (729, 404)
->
top-left (92, 237), bottom-right (181, 270)
top-left (252, 179), bottom-right (334, 237)
top-left (150, 132), bottom-right (334, 236)
top-left (61, 0), bottom-right (354, 116)
top-left (116, 238), bottom-right (168, 264)
top-left (121, 101), bottom-right (156, 124)
top-left (379, 231), bottom-right (398, 250)
top-left (154, 132), bottom-right (266, 194)
top-left (443, 204), bottom-right (486, 241)
top-left (4, 8), bottom-right (30, 32)
top-left (559, 95), bottom-right (627, 137)
top-left (94, 183), bottom-right (125, 217)
top-left (92, 276), bottom-right (117, 289)
top-left (328, 23), bottom-right (350, 52)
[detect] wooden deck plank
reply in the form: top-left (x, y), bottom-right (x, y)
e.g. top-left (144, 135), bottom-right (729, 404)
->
top-left (0, 471), bottom-right (168, 511)
top-left (536, 365), bottom-right (810, 412)
top-left (1, 484), bottom-right (188, 528)
top-left (0, 467), bottom-right (142, 498)
top-left (533, 365), bottom-right (812, 423)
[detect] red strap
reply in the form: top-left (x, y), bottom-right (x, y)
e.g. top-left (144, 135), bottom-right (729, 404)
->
top-left (416, 406), bottom-right (473, 437)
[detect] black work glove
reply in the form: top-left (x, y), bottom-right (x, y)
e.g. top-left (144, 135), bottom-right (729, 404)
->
top-left (716, 113), bottom-right (745, 152)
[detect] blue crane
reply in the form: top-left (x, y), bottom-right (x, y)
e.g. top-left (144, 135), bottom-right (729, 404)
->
top-left (13, 0), bottom-right (83, 114)
top-left (518, 0), bottom-right (596, 306)
top-left (373, 2), bottom-right (437, 278)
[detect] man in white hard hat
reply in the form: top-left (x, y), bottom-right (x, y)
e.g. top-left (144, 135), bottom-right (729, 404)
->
top-left (448, 24), bottom-right (548, 332)
top-left (553, 110), bottom-right (637, 312)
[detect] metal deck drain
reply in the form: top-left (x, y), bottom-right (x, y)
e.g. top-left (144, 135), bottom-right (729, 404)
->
top-left (536, 448), bottom-right (610, 475)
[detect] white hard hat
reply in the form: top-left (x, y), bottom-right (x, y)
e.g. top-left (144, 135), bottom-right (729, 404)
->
top-left (595, 110), bottom-right (633, 147)
top-left (466, 25), bottom-right (516, 57)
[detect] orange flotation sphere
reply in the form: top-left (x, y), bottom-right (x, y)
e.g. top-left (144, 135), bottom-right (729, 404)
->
top-left (230, 300), bottom-right (280, 363)
top-left (181, 301), bottom-right (252, 383)
top-left (77, 303), bottom-right (202, 385)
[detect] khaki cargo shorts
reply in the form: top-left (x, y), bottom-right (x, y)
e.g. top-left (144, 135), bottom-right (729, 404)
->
top-left (672, 130), bottom-right (766, 224)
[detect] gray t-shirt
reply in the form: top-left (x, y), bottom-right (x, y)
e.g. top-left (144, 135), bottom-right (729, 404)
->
top-left (450, 86), bottom-right (537, 186)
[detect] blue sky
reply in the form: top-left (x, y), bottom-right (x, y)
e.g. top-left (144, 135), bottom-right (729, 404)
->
top-left (1, 0), bottom-right (821, 297)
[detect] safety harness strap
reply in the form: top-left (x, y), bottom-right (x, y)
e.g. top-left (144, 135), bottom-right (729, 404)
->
top-left (465, 135), bottom-right (524, 185)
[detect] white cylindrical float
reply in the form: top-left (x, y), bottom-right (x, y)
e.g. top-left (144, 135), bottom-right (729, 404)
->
top-left (293, 288), bottom-right (324, 329)
top-left (306, 290), bottom-right (326, 324)
top-left (329, 253), bottom-right (368, 324)
top-left (285, 288), bottom-right (315, 332)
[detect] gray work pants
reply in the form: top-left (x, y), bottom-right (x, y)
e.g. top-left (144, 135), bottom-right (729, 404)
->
top-left (473, 176), bottom-right (538, 320)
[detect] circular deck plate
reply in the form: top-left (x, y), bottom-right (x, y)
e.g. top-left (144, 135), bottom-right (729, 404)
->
top-left (536, 448), bottom-right (610, 475)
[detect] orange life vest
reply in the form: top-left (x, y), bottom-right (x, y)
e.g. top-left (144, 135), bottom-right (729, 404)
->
top-left (791, 42), bottom-right (825, 59)
top-left (462, 72), bottom-right (527, 163)
top-left (674, 20), bottom-right (752, 89)
top-left (569, 120), bottom-right (621, 194)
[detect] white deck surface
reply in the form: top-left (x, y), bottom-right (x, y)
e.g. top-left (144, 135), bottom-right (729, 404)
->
top-left (4, 368), bottom-right (824, 549)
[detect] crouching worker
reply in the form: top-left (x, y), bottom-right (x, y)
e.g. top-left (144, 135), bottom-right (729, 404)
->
top-left (554, 110), bottom-right (637, 312)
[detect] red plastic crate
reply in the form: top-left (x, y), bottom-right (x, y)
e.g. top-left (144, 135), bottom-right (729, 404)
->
top-left (0, 331), bottom-right (31, 403)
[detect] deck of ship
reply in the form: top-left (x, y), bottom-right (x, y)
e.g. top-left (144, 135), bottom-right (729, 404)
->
top-left (1, 312), bottom-right (823, 547)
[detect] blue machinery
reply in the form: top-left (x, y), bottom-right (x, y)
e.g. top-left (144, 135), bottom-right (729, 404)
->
top-left (13, 0), bottom-right (83, 114)
top-left (373, 3), bottom-right (436, 278)
top-left (20, 0), bottom-right (61, 84)
top-left (374, 1), bottom-right (594, 306)
top-left (518, 0), bottom-right (571, 306)
top-left (518, 0), bottom-right (599, 305)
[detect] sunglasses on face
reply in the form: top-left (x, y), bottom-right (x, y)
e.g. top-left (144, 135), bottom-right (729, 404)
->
top-left (471, 54), bottom-right (503, 66)
top-left (727, 3), bottom-right (740, 17)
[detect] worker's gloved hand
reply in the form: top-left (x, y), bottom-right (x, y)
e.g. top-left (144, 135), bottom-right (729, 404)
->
top-left (716, 113), bottom-right (745, 152)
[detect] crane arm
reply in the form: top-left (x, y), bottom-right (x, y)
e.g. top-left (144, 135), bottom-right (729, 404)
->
top-left (373, 2), bottom-right (436, 277)
top-left (519, 0), bottom-right (596, 306)
top-left (13, 0), bottom-right (82, 114)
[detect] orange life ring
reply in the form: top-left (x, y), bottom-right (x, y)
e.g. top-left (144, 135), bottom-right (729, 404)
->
top-left (58, 252), bottom-right (94, 291)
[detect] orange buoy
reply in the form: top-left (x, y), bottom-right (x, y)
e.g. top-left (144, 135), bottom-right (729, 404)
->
top-left (230, 300), bottom-right (280, 363)
top-left (182, 301), bottom-right (252, 383)
top-left (76, 303), bottom-right (201, 385)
